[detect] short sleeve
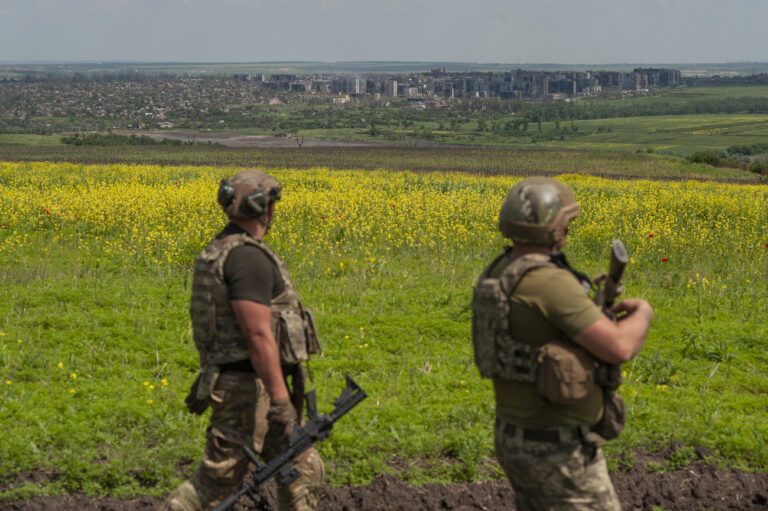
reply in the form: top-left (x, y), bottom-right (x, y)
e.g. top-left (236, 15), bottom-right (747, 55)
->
top-left (526, 267), bottom-right (605, 338)
top-left (223, 245), bottom-right (277, 305)
top-left (515, 267), bottom-right (603, 339)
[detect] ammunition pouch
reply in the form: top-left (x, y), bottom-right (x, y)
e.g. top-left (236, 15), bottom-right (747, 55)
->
top-left (273, 307), bottom-right (321, 366)
top-left (536, 339), bottom-right (597, 405)
top-left (590, 390), bottom-right (626, 440)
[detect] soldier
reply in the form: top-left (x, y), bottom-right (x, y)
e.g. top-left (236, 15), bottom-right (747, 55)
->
top-left (162, 170), bottom-right (323, 511)
top-left (472, 177), bottom-right (653, 510)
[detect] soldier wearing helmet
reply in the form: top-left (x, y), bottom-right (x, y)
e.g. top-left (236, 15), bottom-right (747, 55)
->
top-left (162, 170), bottom-right (323, 511)
top-left (472, 177), bottom-right (653, 510)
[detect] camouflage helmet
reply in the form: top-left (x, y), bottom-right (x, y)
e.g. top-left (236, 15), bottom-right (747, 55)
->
top-left (217, 169), bottom-right (282, 220)
top-left (498, 177), bottom-right (579, 247)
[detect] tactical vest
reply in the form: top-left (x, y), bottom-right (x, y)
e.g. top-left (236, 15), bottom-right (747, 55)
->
top-left (190, 233), bottom-right (321, 367)
top-left (472, 252), bottom-right (555, 382)
top-left (472, 251), bottom-right (623, 392)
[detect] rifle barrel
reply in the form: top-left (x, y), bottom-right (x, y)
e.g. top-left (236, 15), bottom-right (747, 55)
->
top-left (609, 239), bottom-right (628, 282)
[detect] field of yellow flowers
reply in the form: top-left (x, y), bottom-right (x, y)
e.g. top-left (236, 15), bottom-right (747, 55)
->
top-left (0, 161), bottom-right (766, 498)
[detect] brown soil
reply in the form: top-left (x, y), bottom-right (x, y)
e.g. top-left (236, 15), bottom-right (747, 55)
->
top-left (6, 458), bottom-right (768, 511)
top-left (115, 130), bottom-right (380, 148)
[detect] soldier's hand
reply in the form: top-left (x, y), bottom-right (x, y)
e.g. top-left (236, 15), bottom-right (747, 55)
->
top-left (612, 298), bottom-right (653, 323)
top-left (184, 374), bottom-right (210, 415)
top-left (265, 397), bottom-right (298, 447)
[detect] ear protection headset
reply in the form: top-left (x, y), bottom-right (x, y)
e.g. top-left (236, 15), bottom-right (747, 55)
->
top-left (217, 179), bottom-right (282, 218)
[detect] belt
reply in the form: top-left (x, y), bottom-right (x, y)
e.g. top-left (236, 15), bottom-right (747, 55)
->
top-left (503, 422), bottom-right (590, 443)
top-left (218, 359), bottom-right (255, 373)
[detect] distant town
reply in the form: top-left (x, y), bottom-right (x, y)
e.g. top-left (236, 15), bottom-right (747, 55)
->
top-left (237, 67), bottom-right (682, 102)
top-left (6, 65), bottom-right (768, 138)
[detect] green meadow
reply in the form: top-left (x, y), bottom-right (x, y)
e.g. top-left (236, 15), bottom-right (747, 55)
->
top-left (0, 161), bottom-right (766, 501)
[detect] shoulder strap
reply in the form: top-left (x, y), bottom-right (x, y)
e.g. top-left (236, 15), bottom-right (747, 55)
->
top-left (549, 252), bottom-right (593, 293)
top-left (478, 246), bottom-right (514, 281)
top-left (498, 253), bottom-right (556, 296)
top-left (201, 233), bottom-right (259, 280)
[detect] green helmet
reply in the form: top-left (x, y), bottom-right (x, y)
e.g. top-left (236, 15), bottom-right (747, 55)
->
top-left (217, 169), bottom-right (282, 220)
top-left (498, 177), bottom-right (579, 247)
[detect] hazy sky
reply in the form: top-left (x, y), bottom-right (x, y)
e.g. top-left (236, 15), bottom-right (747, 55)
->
top-left (1, 0), bottom-right (767, 64)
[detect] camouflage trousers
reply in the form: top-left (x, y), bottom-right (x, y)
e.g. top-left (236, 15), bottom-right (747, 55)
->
top-left (494, 419), bottom-right (621, 511)
top-left (162, 371), bottom-right (324, 511)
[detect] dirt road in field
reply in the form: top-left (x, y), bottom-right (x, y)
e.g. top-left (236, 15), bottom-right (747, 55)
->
top-left (8, 457), bottom-right (768, 510)
top-left (117, 130), bottom-right (380, 148)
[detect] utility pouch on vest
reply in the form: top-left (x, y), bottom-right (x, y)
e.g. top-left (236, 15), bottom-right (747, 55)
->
top-left (195, 365), bottom-right (221, 401)
top-left (275, 310), bottom-right (308, 365)
top-left (536, 339), bottom-right (596, 404)
top-left (301, 308), bottom-right (321, 355)
top-left (590, 390), bottom-right (626, 440)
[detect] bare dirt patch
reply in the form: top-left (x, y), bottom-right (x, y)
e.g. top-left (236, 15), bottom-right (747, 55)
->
top-left (116, 130), bottom-right (380, 148)
top-left (6, 459), bottom-right (768, 511)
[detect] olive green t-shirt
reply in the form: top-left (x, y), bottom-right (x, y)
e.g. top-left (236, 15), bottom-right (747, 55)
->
top-left (217, 223), bottom-right (285, 305)
top-left (491, 263), bottom-right (605, 428)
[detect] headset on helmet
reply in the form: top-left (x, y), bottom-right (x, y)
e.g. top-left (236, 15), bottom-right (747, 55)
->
top-left (498, 177), bottom-right (579, 247)
top-left (217, 170), bottom-right (282, 219)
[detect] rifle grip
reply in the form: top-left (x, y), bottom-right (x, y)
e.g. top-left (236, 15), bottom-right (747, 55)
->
top-left (278, 465), bottom-right (302, 486)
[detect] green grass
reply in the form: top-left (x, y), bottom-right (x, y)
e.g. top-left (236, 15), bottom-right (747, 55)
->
top-left (0, 134), bottom-right (63, 146)
top-left (294, 111), bottom-right (768, 157)
top-left (0, 163), bottom-right (766, 500)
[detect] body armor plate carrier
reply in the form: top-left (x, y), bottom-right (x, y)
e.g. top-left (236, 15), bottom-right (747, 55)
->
top-left (190, 233), bottom-right (321, 367)
top-left (472, 252), bottom-right (555, 382)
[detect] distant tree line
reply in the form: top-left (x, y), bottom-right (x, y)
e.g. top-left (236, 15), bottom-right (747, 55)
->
top-left (687, 142), bottom-right (768, 175)
top-left (61, 133), bottom-right (185, 146)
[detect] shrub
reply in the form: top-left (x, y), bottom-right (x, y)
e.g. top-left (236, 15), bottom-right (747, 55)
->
top-left (686, 151), bottom-right (721, 166)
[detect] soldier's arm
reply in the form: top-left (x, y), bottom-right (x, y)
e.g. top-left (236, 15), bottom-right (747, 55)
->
top-left (231, 300), bottom-right (290, 401)
top-left (572, 298), bottom-right (654, 364)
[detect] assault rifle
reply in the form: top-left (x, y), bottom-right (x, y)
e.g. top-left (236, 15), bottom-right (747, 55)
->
top-left (593, 239), bottom-right (628, 319)
top-left (213, 375), bottom-right (367, 511)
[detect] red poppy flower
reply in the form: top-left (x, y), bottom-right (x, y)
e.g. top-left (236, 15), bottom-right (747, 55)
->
top-left (1, 224), bottom-right (5, 228)
top-left (391, 204), bottom-right (396, 208)
top-left (765, 242), bottom-right (768, 248)
top-left (320, 216), bottom-right (325, 220)
top-left (661, 258), bottom-right (668, 262)
top-left (73, 214), bottom-right (77, 218)
top-left (44, 208), bottom-right (50, 215)
top-left (175, 181), bottom-right (178, 185)
top-left (648, 233), bottom-right (655, 238)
